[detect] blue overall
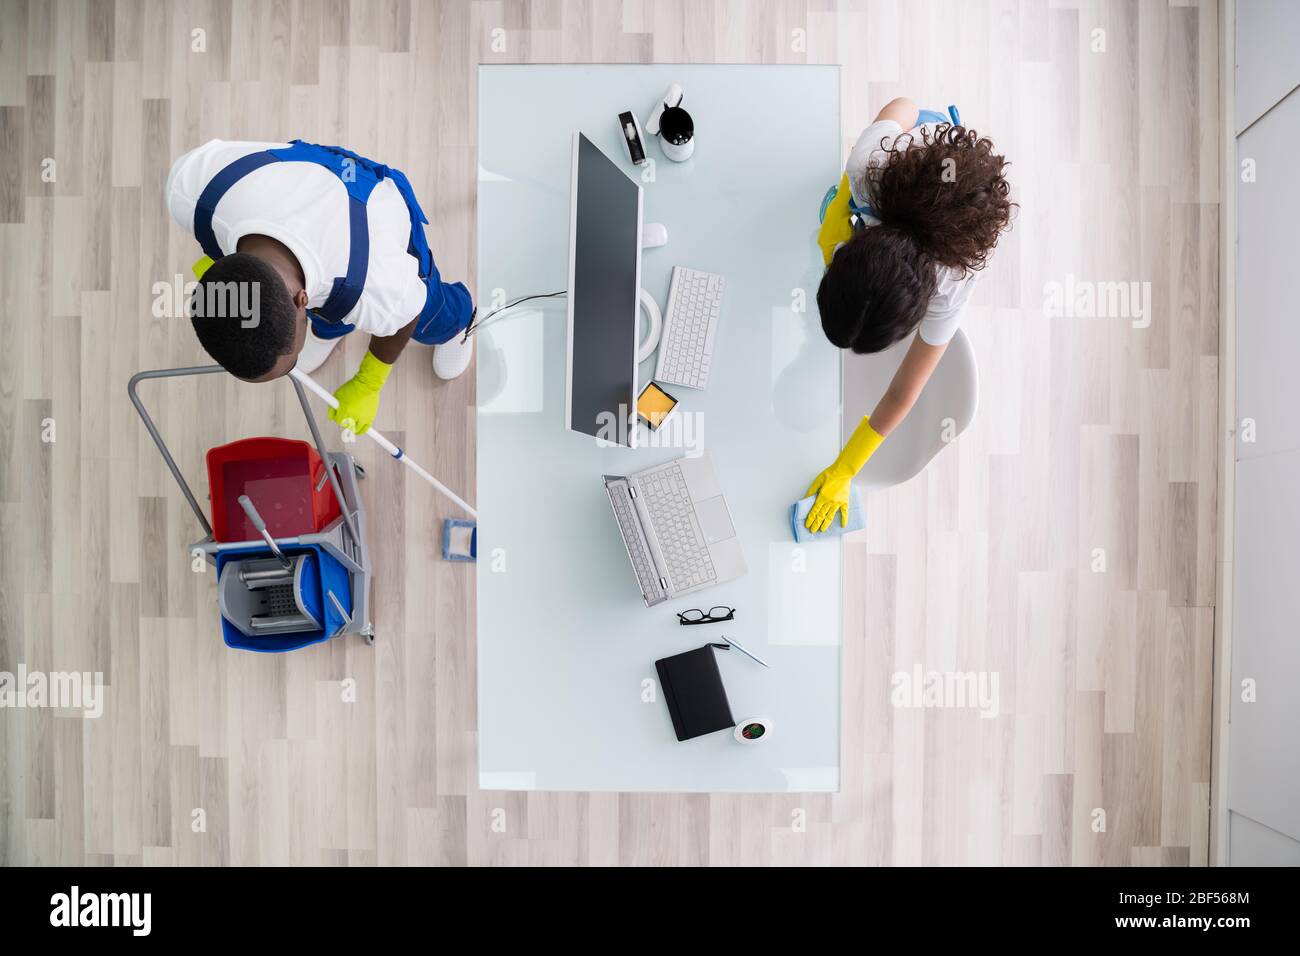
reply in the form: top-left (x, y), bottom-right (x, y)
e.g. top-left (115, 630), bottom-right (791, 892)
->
top-left (192, 140), bottom-right (473, 346)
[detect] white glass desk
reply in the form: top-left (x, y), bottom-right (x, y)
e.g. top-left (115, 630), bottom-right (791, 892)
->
top-left (477, 64), bottom-right (842, 791)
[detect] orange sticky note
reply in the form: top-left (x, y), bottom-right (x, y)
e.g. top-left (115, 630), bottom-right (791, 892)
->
top-left (637, 382), bottom-right (677, 429)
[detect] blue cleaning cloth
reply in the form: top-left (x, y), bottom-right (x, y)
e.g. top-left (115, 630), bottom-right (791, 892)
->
top-left (442, 519), bottom-right (477, 562)
top-left (789, 488), bottom-right (865, 542)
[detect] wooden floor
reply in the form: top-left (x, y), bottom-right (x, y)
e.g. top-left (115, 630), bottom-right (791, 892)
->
top-left (0, 0), bottom-right (1219, 866)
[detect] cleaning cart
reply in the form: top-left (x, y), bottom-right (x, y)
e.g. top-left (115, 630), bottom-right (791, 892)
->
top-left (129, 365), bottom-right (374, 651)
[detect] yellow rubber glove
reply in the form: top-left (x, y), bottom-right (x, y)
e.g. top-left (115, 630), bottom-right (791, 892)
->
top-left (817, 173), bottom-right (856, 267)
top-left (805, 415), bottom-right (885, 532)
top-left (329, 351), bottom-right (393, 436)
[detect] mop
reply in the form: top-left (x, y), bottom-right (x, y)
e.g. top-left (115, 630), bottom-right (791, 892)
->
top-left (278, 288), bottom-right (567, 562)
top-left (290, 368), bottom-right (478, 562)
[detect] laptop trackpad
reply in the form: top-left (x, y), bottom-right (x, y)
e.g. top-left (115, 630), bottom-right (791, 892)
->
top-left (695, 496), bottom-right (735, 545)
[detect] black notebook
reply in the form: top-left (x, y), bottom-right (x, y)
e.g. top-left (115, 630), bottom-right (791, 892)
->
top-left (655, 644), bottom-right (735, 741)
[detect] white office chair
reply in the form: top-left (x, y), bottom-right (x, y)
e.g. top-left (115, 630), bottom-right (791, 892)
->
top-left (841, 327), bottom-right (979, 490)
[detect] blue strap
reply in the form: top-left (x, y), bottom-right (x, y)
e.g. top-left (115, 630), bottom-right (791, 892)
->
top-left (192, 151), bottom-right (280, 261)
top-left (916, 105), bottom-right (961, 127)
top-left (269, 141), bottom-right (380, 326)
top-left (275, 140), bottom-right (432, 277)
top-left (849, 196), bottom-right (875, 221)
top-left (270, 141), bottom-right (383, 204)
top-left (311, 193), bottom-right (368, 326)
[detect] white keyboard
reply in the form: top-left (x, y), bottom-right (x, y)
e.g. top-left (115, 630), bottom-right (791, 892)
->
top-left (637, 463), bottom-right (716, 592)
top-left (655, 266), bottom-right (725, 390)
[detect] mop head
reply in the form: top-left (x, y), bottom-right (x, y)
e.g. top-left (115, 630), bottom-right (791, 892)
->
top-left (442, 519), bottom-right (477, 562)
top-left (789, 488), bottom-right (865, 542)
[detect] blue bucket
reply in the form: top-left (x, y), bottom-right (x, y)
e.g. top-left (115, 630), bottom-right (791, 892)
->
top-left (215, 543), bottom-right (352, 653)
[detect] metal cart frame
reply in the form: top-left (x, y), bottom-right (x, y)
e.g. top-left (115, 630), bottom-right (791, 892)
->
top-left (128, 365), bottom-right (375, 645)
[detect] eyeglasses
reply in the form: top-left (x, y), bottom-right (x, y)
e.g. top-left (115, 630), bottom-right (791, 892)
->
top-left (677, 606), bottom-right (735, 625)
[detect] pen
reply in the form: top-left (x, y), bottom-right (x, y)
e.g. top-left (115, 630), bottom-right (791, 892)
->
top-left (723, 635), bottom-right (769, 668)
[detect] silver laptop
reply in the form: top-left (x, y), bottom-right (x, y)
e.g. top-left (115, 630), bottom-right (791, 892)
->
top-left (602, 452), bottom-right (747, 607)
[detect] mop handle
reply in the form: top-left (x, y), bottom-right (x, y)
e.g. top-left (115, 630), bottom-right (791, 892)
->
top-left (238, 494), bottom-right (294, 569)
top-left (289, 368), bottom-right (479, 519)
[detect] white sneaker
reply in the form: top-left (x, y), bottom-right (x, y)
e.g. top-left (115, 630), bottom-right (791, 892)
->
top-left (295, 326), bottom-right (341, 374)
top-left (432, 333), bottom-right (475, 380)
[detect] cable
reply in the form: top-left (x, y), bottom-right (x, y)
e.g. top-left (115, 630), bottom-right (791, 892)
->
top-left (461, 290), bottom-right (567, 341)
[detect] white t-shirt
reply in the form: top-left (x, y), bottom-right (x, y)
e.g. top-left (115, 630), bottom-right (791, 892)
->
top-left (842, 119), bottom-right (976, 347)
top-left (165, 139), bottom-right (427, 337)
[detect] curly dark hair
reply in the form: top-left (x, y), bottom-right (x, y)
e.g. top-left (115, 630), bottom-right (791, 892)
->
top-left (189, 253), bottom-right (298, 380)
top-left (818, 124), bottom-right (1013, 354)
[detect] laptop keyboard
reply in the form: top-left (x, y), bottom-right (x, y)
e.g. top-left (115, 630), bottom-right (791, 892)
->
top-left (607, 480), bottom-right (667, 604)
top-left (638, 463), bottom-right (716, 592)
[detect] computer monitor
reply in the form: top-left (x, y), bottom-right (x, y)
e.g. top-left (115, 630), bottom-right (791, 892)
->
top-left (565, 132), bottom-right (643, 448)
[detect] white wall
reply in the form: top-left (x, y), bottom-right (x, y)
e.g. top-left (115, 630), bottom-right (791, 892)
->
top-left (1234, 0), bottom-right (1300, 133)
top-left (1228, 0), bottom-right (1300, 867)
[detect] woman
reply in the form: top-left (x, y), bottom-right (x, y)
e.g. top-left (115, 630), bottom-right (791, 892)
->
top-left (806, 97), bottom-right (1013, 532)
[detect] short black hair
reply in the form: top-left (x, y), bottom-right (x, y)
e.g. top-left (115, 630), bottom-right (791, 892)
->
top-left (816, 226), bottom-right (938, 355)
top-left (189, 253), bottom-right (298, 379)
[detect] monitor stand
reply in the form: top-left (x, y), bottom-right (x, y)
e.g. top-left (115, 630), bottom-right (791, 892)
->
top-left (636, 288), bottom-right (662, 364)
top-left (636, 222), bottom-right (667, 363)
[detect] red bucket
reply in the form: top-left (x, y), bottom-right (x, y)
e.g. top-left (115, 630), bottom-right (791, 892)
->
top-left (205, 437), bottom-right (341, 542)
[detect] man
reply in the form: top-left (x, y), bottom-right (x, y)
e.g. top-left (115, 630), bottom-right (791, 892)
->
top-left (165, 139), bottom-right (474, 434)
